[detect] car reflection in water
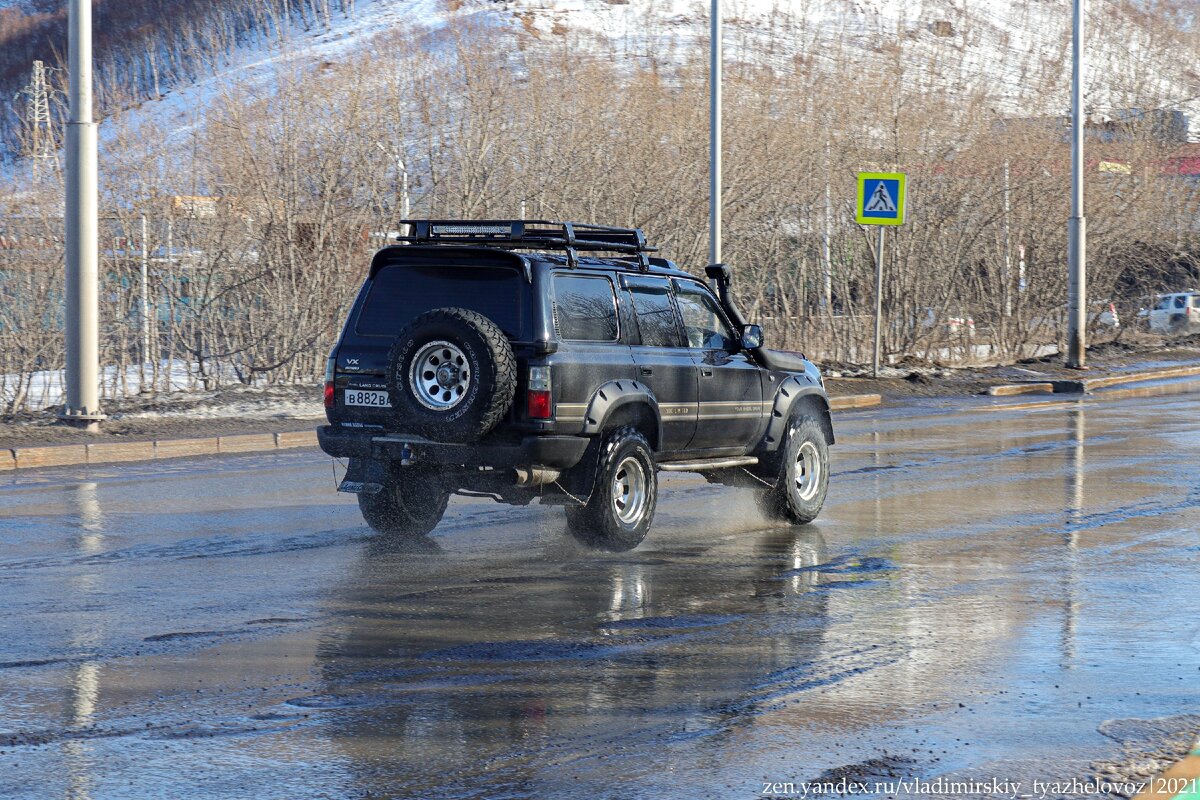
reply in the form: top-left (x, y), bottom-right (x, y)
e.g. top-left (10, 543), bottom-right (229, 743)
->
top-left (308, 525), bottom-right (831, 797)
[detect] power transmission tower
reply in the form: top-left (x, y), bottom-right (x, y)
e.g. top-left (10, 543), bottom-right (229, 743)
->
top-left (19, 61), bottom-right (57, 177)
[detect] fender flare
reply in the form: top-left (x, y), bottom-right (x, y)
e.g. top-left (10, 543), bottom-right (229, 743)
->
top-left (557, 380), bottom-right (661, 504)
top-left (580, 379), bottom-right (661, 445)
top-left (761, 377), bottom-right (834, 452)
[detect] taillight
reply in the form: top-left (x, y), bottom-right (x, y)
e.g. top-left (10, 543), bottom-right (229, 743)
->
top-left (527, 366), bottom-right (552, 419)
top-left (323, 357), bottom-right (336, 409)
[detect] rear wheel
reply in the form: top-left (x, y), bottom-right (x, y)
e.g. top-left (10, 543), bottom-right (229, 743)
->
top-left (758, 414), bottom-right (829, 525)
top-left (358, 469), bottom-right (451, 539)
top-left (565, 427), bottom-right (657, 551)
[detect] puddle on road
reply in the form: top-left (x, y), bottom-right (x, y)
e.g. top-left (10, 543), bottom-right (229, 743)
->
top-left (1, 400), bottom-right (1199, 798)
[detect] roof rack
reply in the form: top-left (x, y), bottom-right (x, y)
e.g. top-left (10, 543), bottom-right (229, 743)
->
top-left (395, 220), bottom-right (656, 270)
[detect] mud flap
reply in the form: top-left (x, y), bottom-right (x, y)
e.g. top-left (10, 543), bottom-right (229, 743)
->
top-left (337, 457), bottom-right (390, 495)
top-left (555, 436), bottom-right (603, 506)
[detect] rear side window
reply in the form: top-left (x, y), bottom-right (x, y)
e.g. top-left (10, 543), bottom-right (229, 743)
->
top-left (357, 263), bottom-right (527, 338)
top-left (1175, 296), bottom-right (1188, 309)
top-left (628, 283), bottom-right (682, 347)
top-left (553, 274), bottom-right (619, 342)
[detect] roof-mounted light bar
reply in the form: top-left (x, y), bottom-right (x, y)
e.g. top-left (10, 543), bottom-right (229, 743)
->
top-left (429, 223), bottom-right (511, 236)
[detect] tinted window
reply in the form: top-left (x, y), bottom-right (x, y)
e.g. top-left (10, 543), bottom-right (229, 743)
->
top-left (357, 264), bottom-right (526, 338)
top-left (674, 281), bottom-right (736, 350)
top-left (553, 275), bottom-right (619, 342)
top-left (629, 283), bottom-right (682, 347)
top-left (1175, 296), bottom-right (1188, 309)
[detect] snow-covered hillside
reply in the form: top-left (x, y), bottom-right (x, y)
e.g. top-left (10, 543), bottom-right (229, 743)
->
top-left (501, 0), bottom-right (1198, 128)
top-left (96, 0), bottom-right (1200, 146)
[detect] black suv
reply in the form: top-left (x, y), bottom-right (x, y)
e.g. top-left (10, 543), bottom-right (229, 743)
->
top-left (317, 221), bottom-right (833, 550)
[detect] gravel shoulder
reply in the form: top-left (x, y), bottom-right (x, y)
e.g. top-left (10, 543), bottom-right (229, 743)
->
top-left (0, 384), bottom-right (323, 448)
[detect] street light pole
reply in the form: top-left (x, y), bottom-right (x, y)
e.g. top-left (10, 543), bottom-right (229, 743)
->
top-left (61, 0), bottom-right (102, 430)
top-left (139, 214), bottom-right (152, 394)
top-left (709, 0), bottom-right (722, 267)
top-left (1066, 0), bottom-right (1087, 368)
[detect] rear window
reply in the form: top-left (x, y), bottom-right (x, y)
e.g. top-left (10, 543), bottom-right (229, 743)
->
top-left (357, 263), bottom-right (527, 338)
top-left (553, 274), bottom-right (619, 342)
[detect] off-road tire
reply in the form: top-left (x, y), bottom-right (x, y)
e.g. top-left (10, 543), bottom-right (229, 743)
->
top-left (565, 427), bottom-right (657, 551)
top-left (758, 414), bottom-right (829, 525)
top-left (357, 470), bottom-right (451, 539)
top-left (386, 307), bottom-right (516, 443)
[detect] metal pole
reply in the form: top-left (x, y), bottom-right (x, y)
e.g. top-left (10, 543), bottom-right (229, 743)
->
top-left (400, 159), bottom-right (410, 220)
top-left (709, 0), bottom-right (722, 266)
top-left (62, 0), bottom-right (101, 429)
top-left (1002, 159), bottom-right (1012, 319)
top-left (873, 226), bottom-right (885, 378)
top-left (823, 140), bottom-right (833, 311)
top-left (1067, 0), bottom-right (1087, 368)
top-left (140, 214), bottom-right (152, 394)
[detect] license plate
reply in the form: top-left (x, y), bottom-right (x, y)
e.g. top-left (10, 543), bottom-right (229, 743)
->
top-left (344, 389), bottom-right (391, 408)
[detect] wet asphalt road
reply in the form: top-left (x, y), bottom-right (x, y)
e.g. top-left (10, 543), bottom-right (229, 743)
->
top-left (2, 395), bottom-right (1199, 799)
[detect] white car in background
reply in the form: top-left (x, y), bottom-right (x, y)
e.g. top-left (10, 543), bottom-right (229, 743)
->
top-left (1145, 292), bottom-right (1200, 334)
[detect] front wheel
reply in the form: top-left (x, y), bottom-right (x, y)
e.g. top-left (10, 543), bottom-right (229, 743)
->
top-left (758, 414), bottom-right (829, 525)
top-left (565, 427), bottom-right (657, 551)
top-left (357, 469), bottom-right (451, 539)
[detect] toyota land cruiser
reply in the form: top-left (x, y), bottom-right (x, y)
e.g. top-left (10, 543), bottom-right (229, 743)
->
top-left (317, 220), bottom-right (833, 550)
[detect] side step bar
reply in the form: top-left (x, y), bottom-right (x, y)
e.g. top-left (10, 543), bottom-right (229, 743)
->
top-left (658, 456), bottom-right (758, 472)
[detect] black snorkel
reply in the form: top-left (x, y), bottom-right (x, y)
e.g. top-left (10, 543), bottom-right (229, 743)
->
top-left (705, 263), bottom-right (748, 330)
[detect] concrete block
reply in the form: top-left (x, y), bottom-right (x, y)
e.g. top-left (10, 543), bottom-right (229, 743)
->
top-left (987, 382), bottom-right (1054, 397)
top-left (14, 445), bottom-right (88, 469)
top-left (86, 440), bottom-right (156, 465)
top-left (829, 394), bottom-right (882, 411)
top-left (154, 437), bottom-right (220, 460)
top-left (275, 430), bottom-right (318, 449)
top-left (218, 433), bottom-right (278, 454)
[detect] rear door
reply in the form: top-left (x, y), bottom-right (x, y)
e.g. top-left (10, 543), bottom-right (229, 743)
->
top-left (1149, 295), bottom-right (1172, 332)
top-left (335, 257), bottom-right (532, 428)
top-left (622, 276), bottom-right (698, 452)
top-left (547, 272), bottom-right (635, 430)
top-left (673, 278), bottom-right (764, 451)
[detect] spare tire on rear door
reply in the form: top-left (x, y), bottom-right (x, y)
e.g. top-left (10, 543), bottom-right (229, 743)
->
top-left (386, 307), bottom-right (517, 443)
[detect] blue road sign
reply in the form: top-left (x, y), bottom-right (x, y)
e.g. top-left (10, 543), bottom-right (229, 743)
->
top-left (856, 172), bottom-right (906, 226)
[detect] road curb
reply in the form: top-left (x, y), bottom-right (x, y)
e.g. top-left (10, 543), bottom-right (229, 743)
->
top-left (988, 363), bottom-right (1200, 397)
top-left (829, 394), bottom-right (882, 411)
top-left (1133, 744), bottom-right (1200, 800)
top-left (3, 429), bottom-right (320, 471)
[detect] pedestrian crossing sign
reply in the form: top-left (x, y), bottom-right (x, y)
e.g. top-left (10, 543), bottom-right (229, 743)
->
top-left (856, 172), bottom-right (906, 226)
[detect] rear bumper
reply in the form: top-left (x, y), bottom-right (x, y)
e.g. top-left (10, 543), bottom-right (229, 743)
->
top-left (316, 425), bottom-right (590, 470)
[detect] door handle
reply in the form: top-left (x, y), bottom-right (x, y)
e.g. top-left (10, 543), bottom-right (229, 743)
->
top-left (639, 366), bottom-right (653, 376)
top-left (700, 367), bottom-right (714, 377)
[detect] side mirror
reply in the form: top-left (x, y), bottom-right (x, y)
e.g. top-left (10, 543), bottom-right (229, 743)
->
top-left (740, 324), bottom-right (764, 350)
